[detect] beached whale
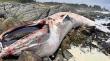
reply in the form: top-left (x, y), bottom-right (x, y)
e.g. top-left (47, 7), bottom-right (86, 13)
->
top-left (0, 12), bottom-right (95, 57)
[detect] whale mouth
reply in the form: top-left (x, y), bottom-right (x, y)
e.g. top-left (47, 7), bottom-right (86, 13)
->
top-left (0, 20), bottom-right (49, 49)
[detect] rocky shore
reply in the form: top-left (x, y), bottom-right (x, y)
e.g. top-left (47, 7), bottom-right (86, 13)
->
top-left (0, 2), bottom-right (110, 61)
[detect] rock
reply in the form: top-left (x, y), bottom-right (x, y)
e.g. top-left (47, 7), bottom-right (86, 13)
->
top-left (0, 58), bottom-right (3, 61)
top-left (62, 50), bottom-right (73, 60)
top-left (18, 51), bottom-right (42, 61)
top-left (107, 27), bottom-right (110, 30)
top-left (0, 13), bottom-right (5, 18)
top-left (49, 4), bottom-right (77, 16)
top-left (53, 54), bottom-right (63, 61)
top-left (0, 2), bottom-right (50, 22)
top-left (107, 23), bottom-right (110, 26)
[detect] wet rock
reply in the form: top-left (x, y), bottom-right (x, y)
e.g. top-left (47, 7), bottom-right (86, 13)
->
top-left (106, 23), bottom-right (110, 26)
top-left (0, 13), bottom-right (5, 18)
top-left (102, 22), bottom-right (110, 27)
top-left (62, 50), bottom-right (73, 60)
top-left (107, 27), bottom-right (110, 30)
top-left (43, 57), bottom-right (51, 61)
top-left (102, 23), bottom-right (107, 26)
top-left (53, 54), bottom-right (63, 61)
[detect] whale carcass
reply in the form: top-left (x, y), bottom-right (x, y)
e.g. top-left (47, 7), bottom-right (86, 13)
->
top-left (0, 12), bottom-right (95, 57)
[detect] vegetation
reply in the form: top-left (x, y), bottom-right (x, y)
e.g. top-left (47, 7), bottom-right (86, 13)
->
top-left (67, 3), bottom-right (106, 11)
top-left (41, 2), bottom-right (108, 11)
top-left (93, 5), bottom-right (101, 10)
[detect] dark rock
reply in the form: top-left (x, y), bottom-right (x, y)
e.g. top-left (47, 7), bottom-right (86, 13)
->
top-left (53, 54), bottom-right (63, 61)
top-left (107, 26), bottom-right (110, 30)
top-left (62, 50), bottom-right (73, 60)
top-left (98, 16), bottom-right (105, 19)
top-left (102, 23), bottom-right (107, 26)
top-left (0, 13), bottom-right (5, 18)
top-left (109, 17), bottom-right (110, 20)
top-left (106, 23), bottom-right (110, 26)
